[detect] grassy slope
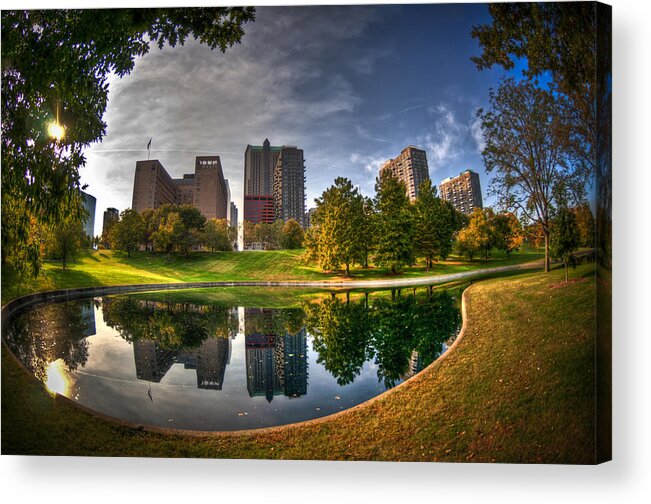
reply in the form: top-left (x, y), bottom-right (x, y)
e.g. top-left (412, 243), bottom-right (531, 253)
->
top-left (1, 248), bottom-right (543, 304)
top-left (1, 264), bottom-right (596, 463)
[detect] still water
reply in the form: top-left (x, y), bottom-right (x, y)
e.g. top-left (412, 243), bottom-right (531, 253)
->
top-left (3, 288), bottom-right (461, 431)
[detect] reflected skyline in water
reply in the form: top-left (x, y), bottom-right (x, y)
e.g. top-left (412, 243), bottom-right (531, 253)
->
top-left (3, 287), bottom-right (461, 430)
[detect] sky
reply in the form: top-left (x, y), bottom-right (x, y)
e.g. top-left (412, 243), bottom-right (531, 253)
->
top-left (79, 3), bottom-right (508, 236)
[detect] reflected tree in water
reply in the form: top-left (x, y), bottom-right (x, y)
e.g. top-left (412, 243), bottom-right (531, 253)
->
top-left (303, 290), bottom-right (461, 388)
top-left (101, 297), bottom-right (232, 349)
top-left (4, 300), bottom-right (93, 381)
top-left (304, 296), bottom-right (371, 386)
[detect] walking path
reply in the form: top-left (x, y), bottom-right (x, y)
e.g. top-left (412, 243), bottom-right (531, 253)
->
top-left (2, 258), bottom-right (548, 325)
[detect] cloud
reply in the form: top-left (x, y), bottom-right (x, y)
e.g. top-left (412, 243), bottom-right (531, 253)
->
top-left (469, 114), bottom-right (486, 154)
top-left (377, 104), bottom-right (425, 121)
top-left (355, 125), bottom-right (387, 143)
top-left (80, 6), bottom-right (381, 233)
top-left (417, 102), bottom-right (486, 175)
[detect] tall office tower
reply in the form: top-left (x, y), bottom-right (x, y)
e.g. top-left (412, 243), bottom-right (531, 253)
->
top-left (243, 195), bottom-right (274, 224)
top-left (173, 174), bottom-right (196, 205)
top-left (132, 159), bottom-right (177, 213)
top-left (244, 138), bottom-right (282, 196)
top-left (273, 146), bottom-right (306, 226)
top-left (243, 139), bottom-right (282, 224)
top-left (225, 179), bottom-right (231, 222)
top-left (230, 202), bottom-right (238, 227)
top-left (439, 170), bottom-right (483, 215)
top-left (133, 340), bottom-right (175, 383)
top-left (380, 146), bottom-right (430, 201)
top-left (80, 190), bottom-right (97, 238)
top-left (102, 207), bottom-right (119, 237)
top-left (194, 156), bottom-right (228, 220)
top-left (282, 329), bottom-right (308, 398)
top-left (196, 337), bottom-right (231, 390)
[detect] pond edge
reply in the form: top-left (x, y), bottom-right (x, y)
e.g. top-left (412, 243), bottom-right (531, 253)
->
top-left (1, 281), bottom-right (473, 439)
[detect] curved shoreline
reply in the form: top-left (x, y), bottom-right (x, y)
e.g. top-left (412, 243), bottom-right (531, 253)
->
top-left (1, 278), bottom-right (475, 439)
top-left (1, 259), bottom-right (541, 326)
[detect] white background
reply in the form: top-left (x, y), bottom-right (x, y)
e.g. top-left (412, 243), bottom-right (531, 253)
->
top-left (1, 0), bottom-right (650, 502)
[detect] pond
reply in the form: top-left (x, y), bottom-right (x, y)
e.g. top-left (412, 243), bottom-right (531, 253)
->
top-left (3, 287), bottom-right (461, 431)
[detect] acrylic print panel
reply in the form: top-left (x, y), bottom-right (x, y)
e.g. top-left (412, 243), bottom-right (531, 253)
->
top-left (1, 2), bottom-right (611, 463)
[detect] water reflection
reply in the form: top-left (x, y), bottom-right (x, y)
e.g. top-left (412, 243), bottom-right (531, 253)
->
top-left (3, 287), bottom-right (461, 430)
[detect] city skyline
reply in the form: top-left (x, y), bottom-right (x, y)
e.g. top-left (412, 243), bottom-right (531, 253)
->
top-left (77, 4), bottom-right (508, 235)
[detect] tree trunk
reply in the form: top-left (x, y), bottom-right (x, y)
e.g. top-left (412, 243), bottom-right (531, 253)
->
top-left (565, 261), bottom-right (569, 282)
top-left (346, 263), bottom-right (350, 277)
top-left (544, 232), bottom-right (550, 273)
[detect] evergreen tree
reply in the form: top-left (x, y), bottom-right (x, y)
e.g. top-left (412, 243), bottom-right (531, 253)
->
top-left (373, 171), bottom-right (415, 273)
top-left (307, 177), bottom-right (365, 276)
top-left (413, 180), bottom-right (461, 269)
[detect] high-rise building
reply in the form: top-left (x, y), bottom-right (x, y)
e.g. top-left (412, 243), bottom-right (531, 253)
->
top-left (80, 190), bottom-right (96, 238)
top-left (173, 174), bottom-right (195, 205)
top-left (230, 202), bottom-right (238, 228)
top-left (194, 156), bottom-right (228, 220)
top-left (102, 207), bottom-right (119, 238)
top-left (439, 170), bottom-right (483, 214)
top-left (132, 159), bottom-right (177, 213)
top-left (131, 157), bottom-right (228, 220)
top-left (380, 146), bottom-right (430, 201)
top-left (225, 179), bottom-right (231, 222)
top-left (273, 146), bottom-right (306, 226)
top-left (244, 139), bottom-right (282, 197)
top-left (243, 195), bottom-right (274, 224)
top-left (195, 337), bottom-right (231, 390)
top-left (243, 139), bottom-right (282, 225)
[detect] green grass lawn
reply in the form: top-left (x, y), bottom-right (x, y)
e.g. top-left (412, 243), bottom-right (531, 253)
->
top-left (1, 247), bottom-right (544, 304)
top-left (1, 263), bottom-right (597, 462)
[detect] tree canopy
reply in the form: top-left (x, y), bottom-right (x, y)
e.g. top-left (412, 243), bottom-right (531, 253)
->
top-left (471, 2), bottom-right (596, 181)
top-left (305, 177), bottom-right (366, 276)
top-left (478, 78), bottom-right (579, 272)
top-left (373, 171), bottom-right (415, 274)
top-left (1, 7), bottom-right (256, 274)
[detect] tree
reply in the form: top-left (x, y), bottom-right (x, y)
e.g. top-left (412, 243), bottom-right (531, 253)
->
top-left (151, 211), bottom-right (181, 260)
top-left (109, 209), bottom-right (144, 257)
top-left (478, 78), bottom-right (578, 272)
top-left (472, 3), bottom-right (596, 183)
top-left (307, 177), bottom-right (365, 276)
top-left (44, 215), bottom-right (85, 269)
top-left (573, 203), bottom-right (596, 248)
top-left (203, 218), bottom-right (232, 251)
top-left (360, 196), bottom-right (376, 268)
top-left (373, 171), bottom-right (415, 274)
top-left (491, 212), bottom-right (524, 256)
top-left (1, 7), bottom-right (255, 275)
top-left (550, 206), bottom-right (581, 282)
top-left (280, 219), bottom-right (304, 250)
top-left (455, 227), bottom-right (477, 262)
top-left (413, 180), bottom-right (461, 269)
top-left (242, 220), bottom-right (259, 249)
top-left (175, 205), bottom-right (206, 256)
top-left (455, 208), bottom-right (494, 261)
top-left (413, 180), bottom-right (439, 270)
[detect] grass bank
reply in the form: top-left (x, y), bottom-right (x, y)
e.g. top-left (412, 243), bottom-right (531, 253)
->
top-left (1, 248), bottom-right (543, 304)
top-left (1, 263), bottom-right (596, 462)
